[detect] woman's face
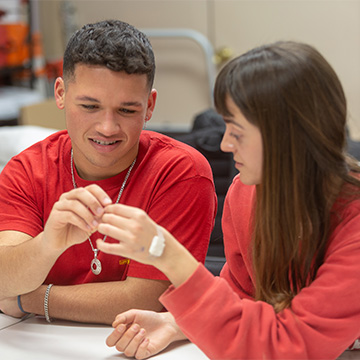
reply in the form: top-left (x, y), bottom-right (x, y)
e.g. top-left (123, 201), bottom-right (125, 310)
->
top-left (220, 96), bottom-right (263, 185)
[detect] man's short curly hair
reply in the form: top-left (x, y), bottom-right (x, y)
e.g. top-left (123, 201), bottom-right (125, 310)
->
top-left (63, 19), bottom-right (155, 90)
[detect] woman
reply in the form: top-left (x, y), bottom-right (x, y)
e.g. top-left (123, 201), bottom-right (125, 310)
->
top-left (96, 41), bottom-right (360, 359)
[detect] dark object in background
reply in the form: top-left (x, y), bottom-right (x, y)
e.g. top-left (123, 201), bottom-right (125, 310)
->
top-left (161, 109), bottom-right (236, 275)
top-left (347, 135), bottom-right (360, 161)
top-left (177, 108), bottom-right (237, 255)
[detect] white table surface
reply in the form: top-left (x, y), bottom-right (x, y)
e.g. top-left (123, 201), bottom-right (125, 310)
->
top-left (0, 314), bottom-right (209, 360)
top-left (0, 313), bottom-right (27, 330)
top-left (1, 313), bottom-right (359, 359)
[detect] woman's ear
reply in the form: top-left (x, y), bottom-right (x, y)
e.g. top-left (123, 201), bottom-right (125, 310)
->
top-left (54, 77), bottom-right (65, 109)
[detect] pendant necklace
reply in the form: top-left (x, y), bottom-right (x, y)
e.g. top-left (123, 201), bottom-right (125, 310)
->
top-left (70, 148), bottom-right (136, 275)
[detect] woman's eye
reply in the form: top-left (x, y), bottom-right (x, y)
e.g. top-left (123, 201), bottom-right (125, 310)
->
top-left (230, 132), bottom-right (241, 141)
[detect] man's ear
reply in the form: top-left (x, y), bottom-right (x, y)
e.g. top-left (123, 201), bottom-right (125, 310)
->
top-left (54, 77), bottom-right (65, 109)
top-left (145, 89), bottom-right (157, 121)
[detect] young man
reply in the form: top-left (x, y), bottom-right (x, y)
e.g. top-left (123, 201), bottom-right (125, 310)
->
top-left (0, 20), bottom-right (216, 325)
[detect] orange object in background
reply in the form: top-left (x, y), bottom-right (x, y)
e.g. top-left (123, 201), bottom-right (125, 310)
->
top-left (0, 25), bottom-right (7, 67)
top-left (3, 23), bottom-right (30, 67)
top-left (0, 23), bottom-right (48, 87)
top-left (0, 23), bottom-right (46, 69)
top-left (45, 59), bottom-right (63, 80)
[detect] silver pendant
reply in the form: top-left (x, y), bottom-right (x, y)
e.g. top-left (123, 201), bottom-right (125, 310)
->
top-left (91, 250), bottom-right (102, 275)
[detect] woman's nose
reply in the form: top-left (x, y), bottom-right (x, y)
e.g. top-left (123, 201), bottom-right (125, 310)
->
top-left (220, 132), bottom-right (235, 153)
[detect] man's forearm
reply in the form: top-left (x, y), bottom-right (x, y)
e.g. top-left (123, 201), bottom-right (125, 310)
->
top-left (0, 232), bottom-right (61, 298)
top-left (20, 277), bottom-right (170, 325)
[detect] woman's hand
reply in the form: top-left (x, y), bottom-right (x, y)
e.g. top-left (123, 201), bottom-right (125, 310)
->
top-left (97, 203), bottom-right (200, 288)
top-left (96, 204), bottom-right (166, 266)
top-left (106, 310), bottom-right (186, 359)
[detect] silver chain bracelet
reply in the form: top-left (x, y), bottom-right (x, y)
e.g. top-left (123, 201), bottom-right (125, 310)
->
top-left (44, 284), bottom-right (54, 323)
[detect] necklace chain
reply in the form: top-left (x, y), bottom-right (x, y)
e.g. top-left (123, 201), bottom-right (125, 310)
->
top-left (70, 149), bottom-right (136, 272)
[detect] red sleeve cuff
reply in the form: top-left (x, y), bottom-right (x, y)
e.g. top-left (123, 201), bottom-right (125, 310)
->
top-left (159, 263), bottom-right (216, 316)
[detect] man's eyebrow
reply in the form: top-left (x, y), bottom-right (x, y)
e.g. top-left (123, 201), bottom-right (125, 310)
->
top-left (75, 96), bottom-right (142, 107)
top-left (120, 101), bottom-right (143, 107)
top-left (76, 95), bottom-right (100, 103)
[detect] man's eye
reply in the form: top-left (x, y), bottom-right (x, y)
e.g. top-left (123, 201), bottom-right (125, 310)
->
top-left (81, 104), bottom-right (98, 110)
top-left (119, 108), bottom-right (136, 114)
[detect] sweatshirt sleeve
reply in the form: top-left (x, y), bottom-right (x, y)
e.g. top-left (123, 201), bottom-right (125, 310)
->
top-left (160, 212), bottom-right (360, 360)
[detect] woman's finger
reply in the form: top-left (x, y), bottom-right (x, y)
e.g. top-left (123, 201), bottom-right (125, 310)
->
top-left (113, 324), bottom-right (143, 353)
top-left (96, 240), bottom-right (127, 256)
top-left (123, 328), bottom-right (147, 358)
top-left (112, 311), bottom-right (140, 329)
top-left (106, 324), bottom-right (127, 347)
top-left (135, 338), bottom-right (152, 360)
top-left (97, 217), bottom-right (131, 241)
top-left (103, 203), bottom-right (144, 217)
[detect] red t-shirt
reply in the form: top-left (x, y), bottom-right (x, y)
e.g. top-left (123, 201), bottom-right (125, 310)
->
top-left (0, 130), bottom-right (217, 285)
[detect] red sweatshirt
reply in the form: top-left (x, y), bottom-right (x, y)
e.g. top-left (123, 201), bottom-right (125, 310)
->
top-left (160, 176), bottom-right (360, 359)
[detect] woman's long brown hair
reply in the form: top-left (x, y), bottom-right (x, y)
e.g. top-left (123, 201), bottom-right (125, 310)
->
top-left (214, 41), bottom-right (360, 312)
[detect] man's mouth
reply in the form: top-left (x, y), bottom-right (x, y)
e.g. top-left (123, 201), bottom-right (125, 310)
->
top-left (91, 139), bottom-right (119, 145)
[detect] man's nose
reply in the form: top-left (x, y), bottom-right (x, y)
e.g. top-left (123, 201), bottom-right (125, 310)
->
top-left (97, 111), bottom-right (120, 135)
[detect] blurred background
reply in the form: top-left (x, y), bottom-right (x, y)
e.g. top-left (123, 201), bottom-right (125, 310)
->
top-left (0, 0), bottom-right (359, 137)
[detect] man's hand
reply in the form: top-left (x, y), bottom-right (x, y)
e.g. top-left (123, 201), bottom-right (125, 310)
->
top-left (43, 184), bottom-right (112, 252)
top-left (0, 296), bottom-right (26, 318)
top-left (106, 310), bottom-right (186, 359)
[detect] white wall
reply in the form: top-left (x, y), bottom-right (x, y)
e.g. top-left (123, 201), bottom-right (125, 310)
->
top-left (213, 0), bottom-right (360, 140)
top-left (38, 0), bottom-right (360, 138)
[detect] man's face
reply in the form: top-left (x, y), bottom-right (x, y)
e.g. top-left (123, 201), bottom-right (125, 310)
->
top-left (55, 64), bottom-right (156, 180)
